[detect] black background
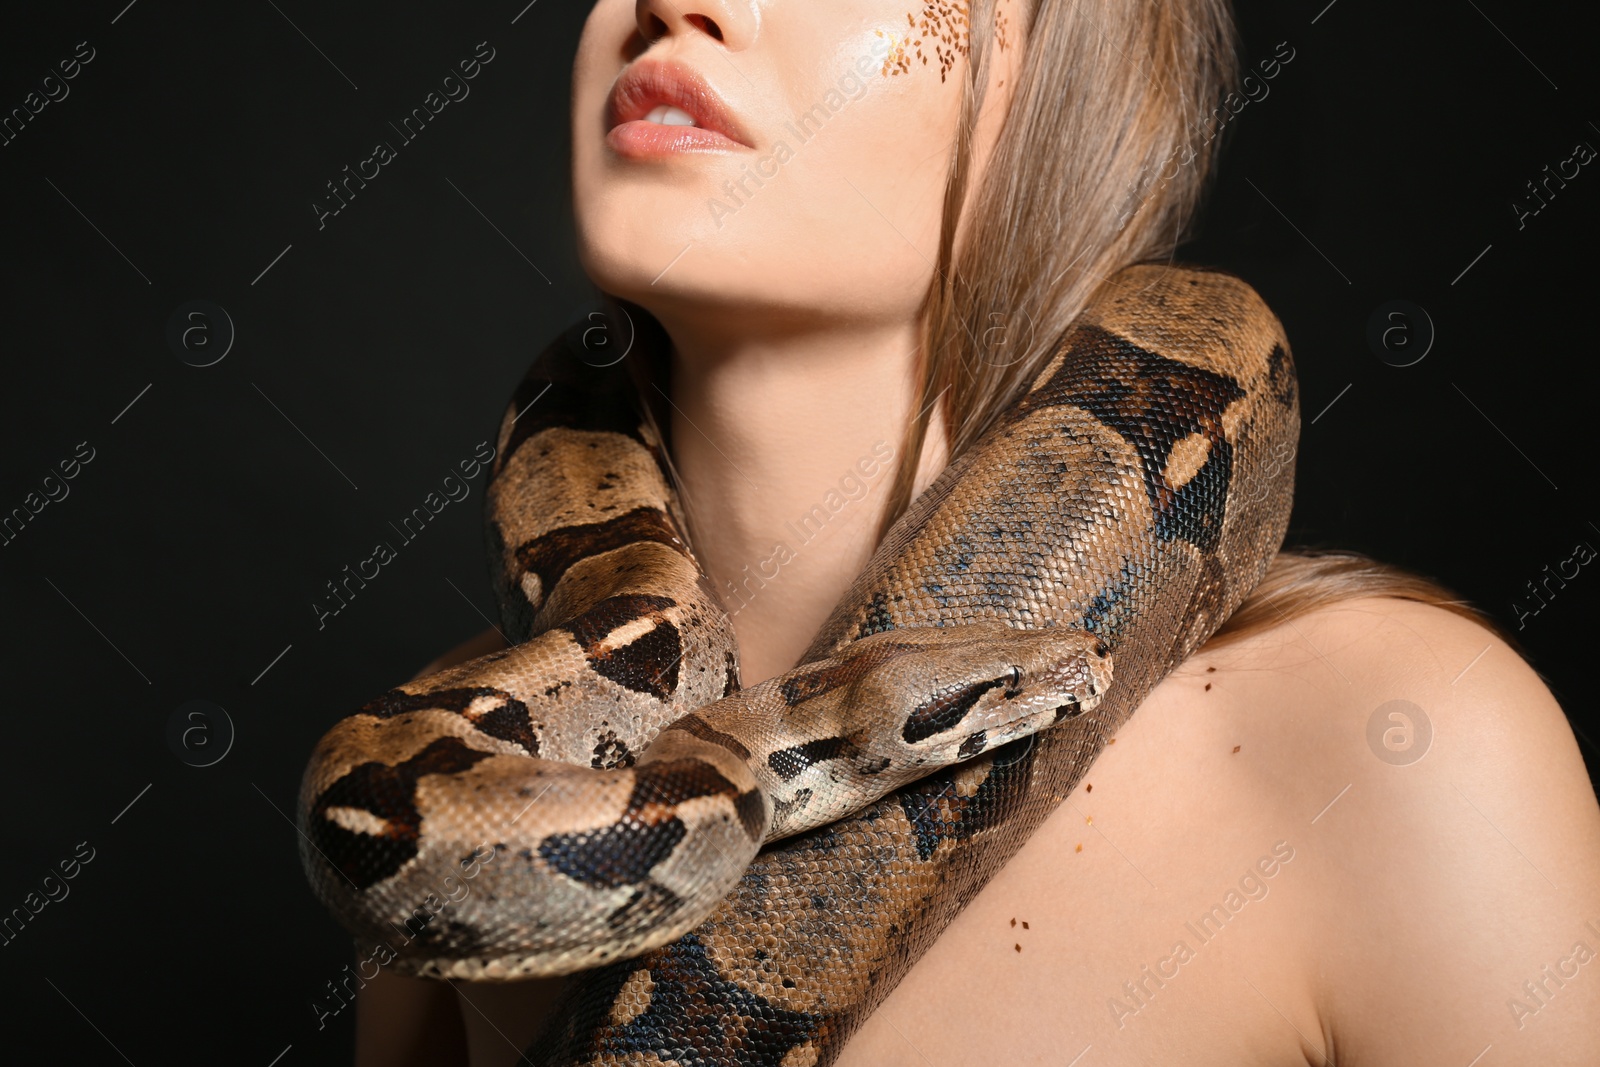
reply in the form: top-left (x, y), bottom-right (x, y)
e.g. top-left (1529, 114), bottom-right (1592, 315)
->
top-left (1, 1), bottom-right (1594, 1063)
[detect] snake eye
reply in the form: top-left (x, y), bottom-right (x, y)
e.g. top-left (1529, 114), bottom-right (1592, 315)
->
top-left (1003, 666), bottom-right (1022, 696)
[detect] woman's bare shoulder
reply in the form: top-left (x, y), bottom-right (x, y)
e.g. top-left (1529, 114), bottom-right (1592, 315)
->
top-left (1191, 596), bottom-right (1600, 1062)
top-left (850, 596), bottom-right (1600, 1067)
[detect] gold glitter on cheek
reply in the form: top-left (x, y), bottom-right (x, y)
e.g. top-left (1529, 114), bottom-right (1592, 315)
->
top-left (877, 1), bottom-right (973, 82)
top-left (874, 28), bottom-right (912, 76)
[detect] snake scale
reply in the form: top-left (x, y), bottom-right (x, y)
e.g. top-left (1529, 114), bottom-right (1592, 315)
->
top-left (297, 262), bottom-right (1298, 1065)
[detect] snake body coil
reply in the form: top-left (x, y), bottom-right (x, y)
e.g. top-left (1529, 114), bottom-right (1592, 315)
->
top-left (297, 263), bottom-right (1298, 1065)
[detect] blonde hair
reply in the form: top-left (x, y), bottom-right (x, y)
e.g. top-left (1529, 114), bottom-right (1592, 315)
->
top-left (877, 0), bottom-right (1505, 649)
top-left (1203, 548), bottom-right (1518, 653)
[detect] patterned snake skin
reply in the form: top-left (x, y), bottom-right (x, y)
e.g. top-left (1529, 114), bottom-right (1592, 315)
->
top-left (297, 262), bottom-right (1298, 1064)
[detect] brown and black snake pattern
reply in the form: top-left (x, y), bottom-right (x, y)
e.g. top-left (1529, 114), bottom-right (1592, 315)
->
top-left (296, 263), bottom-right (1298, 1065)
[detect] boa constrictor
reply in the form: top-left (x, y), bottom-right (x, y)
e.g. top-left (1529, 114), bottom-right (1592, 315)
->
top-left (297, 262), bottom-right (1298, 1065)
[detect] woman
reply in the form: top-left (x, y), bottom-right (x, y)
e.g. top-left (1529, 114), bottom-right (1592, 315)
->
top-left (356, 0), bottom-right (1600, 1062)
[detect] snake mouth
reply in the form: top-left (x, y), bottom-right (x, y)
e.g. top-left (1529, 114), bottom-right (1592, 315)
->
top-left (1053, 699), bottom-right (1085, 721)
top-left (976, 689), bottom-right (1087, 742)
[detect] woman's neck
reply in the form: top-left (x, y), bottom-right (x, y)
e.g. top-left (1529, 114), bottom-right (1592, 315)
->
top-left (656, 311), bottom-right (947, 683)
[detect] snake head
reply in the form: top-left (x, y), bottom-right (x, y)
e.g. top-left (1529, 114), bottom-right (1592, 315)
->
top-left (830, 623), bottom-right (1114, 768)
top-left (751, 623), bottom-right (1114, 839)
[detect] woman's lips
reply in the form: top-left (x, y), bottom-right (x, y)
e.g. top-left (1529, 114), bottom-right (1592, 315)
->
top-left (606, 120), bottom-right (747, 158)
top-left (606, 59), bottom-right (752, 159)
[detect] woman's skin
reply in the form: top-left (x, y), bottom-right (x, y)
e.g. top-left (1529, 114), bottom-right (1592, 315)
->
top-left (356, 0), bottom-right (1600, 1062)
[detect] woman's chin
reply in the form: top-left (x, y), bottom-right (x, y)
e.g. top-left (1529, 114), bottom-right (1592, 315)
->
top-left (575, 232), bottom-right (663, 300)
top-left (577, 228), bottom-right (740, 312)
